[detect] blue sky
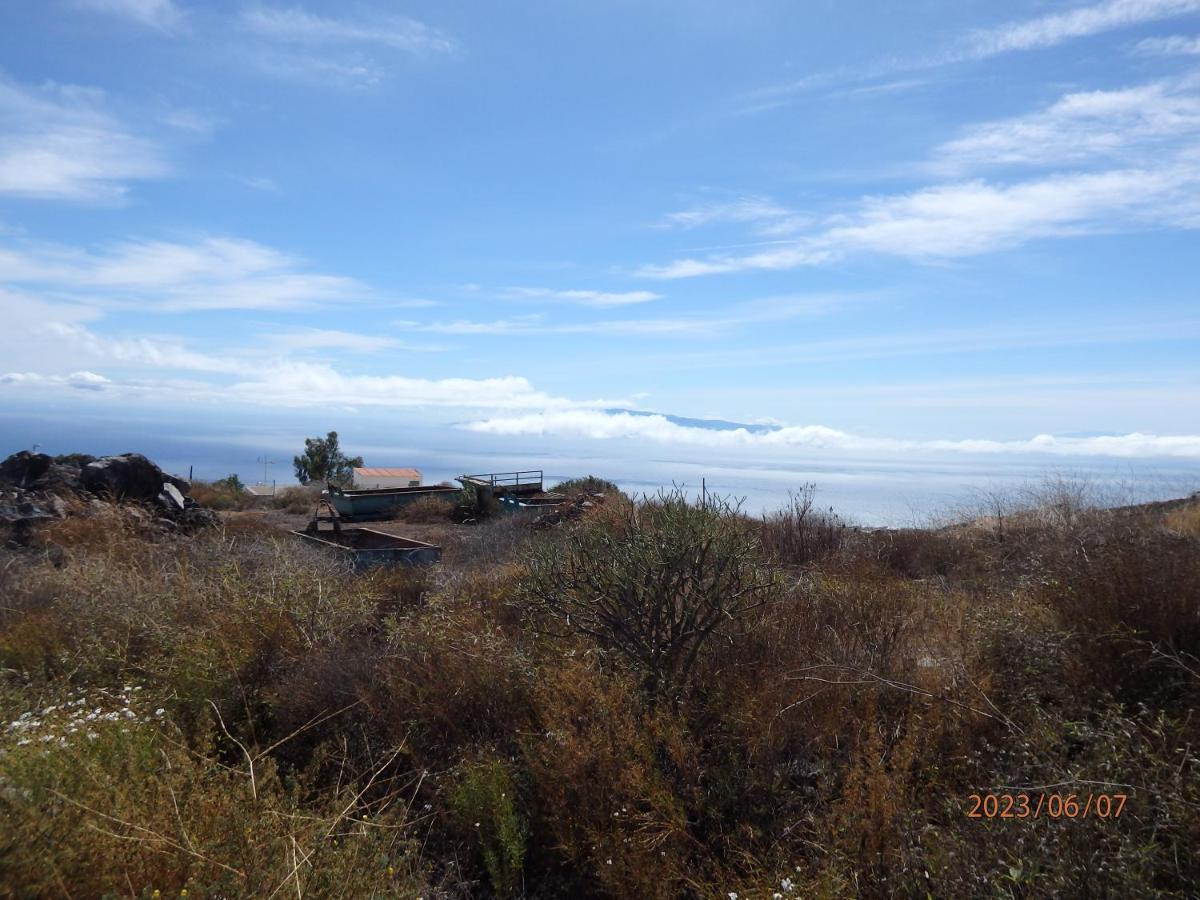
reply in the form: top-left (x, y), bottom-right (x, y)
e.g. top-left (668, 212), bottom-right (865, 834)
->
top-left (2, 0), bottom-right (1200, 498)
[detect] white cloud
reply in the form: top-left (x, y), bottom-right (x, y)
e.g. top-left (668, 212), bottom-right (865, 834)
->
top-left (71, 0), bottom-right (184, 32)
top-left (1135, 33), bottom-right (1200, 53)
top-left (932, 79), bottom-right (1200, 172)
top-left (0, 370), bottom-right (111, 391)
top-left (818, 167), bottom-right (1199, 258)
top-left (659, 197), bottom-right (796, 230)
top-left (224, 365), bottom-right (604, 410)
top-left (463, 409), bottom-right (1200, 460)
top-left (503, 287), bottom-right (662, 308)
top-left (742, 0), bottom-right (1200, 110)
top-left (0, 356), bottom-right (623, 413)
top-left (644, 77), bottom-right (1200, 277)
top-left (0, 312), bottom-right (626, 411)
top-left (964, 0), bottom-right (1200, 58)
top-left (403, 293), bottom-right (857, 337)
top-left (238, 175), bottom-right (280, 193)
top-left (46, 322), bottom-right (256, 375)
top-left (264, 328), bottom-right (447, 353)
top-left (0, 77), bottom-right (170, 201)
top-left (240, 6), bottom-right (456, 85)
top-left (0, 234), bottom-right (368, 311)
top-left (242, 7), bottom-right (454, 54)
top-left (405, 316), bottom-right (723, 337)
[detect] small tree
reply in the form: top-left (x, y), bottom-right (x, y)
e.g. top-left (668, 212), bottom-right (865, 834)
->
top-left (214, 473), bottom-right (244, 493)
top-left (293, 431), bottom-right (363, 487)
top-left (524, 489), bottom-right (778, 698)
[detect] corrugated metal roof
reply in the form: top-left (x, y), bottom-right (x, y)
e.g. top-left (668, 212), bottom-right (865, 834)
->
top-left (354, 467), bottom-right (421, 479)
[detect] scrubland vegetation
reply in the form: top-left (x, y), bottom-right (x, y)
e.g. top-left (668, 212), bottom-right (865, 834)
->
top-left (1, 480), bottom-right (1198, 897)
top-left (187, 480), bottom-right (321, 514)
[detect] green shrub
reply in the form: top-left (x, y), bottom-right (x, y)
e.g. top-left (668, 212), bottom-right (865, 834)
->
top-left (548, 475), bottom-right (623, 497)
top-left (0, 691), bottom-right (427, 897)
top-left (450, 758), bottom-right (527, 896)
top-left (524, 489), bottom-right (778, 697)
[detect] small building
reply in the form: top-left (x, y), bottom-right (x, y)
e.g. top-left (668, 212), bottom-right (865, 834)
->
top-left (352, 466), bottom-right (422, 489)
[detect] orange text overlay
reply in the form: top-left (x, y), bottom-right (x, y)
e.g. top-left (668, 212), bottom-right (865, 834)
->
top-left (967, 793), bottom-right (1128, 820)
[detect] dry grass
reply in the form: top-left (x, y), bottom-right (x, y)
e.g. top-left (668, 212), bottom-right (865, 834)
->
top-left (396, 494), bottom-right (459, 523)
top-left (1164, 500), bottom-right (1200, 537)
top-left (1, 480), bottom-right (1198, 897)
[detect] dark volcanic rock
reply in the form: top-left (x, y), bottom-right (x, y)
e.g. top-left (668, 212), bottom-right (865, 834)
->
top-left (179, 507), bottom-right (220, 530)
top-left (34, 463), bottom-right (85, 494)
top-left (1, 450), bottom-right (217, 542)
top-left (0, 451), bottom-right (52, 488)
top-left (81, 453), bottom-right (189, 500)
top-left (157, 482), bottom-right (186, 513)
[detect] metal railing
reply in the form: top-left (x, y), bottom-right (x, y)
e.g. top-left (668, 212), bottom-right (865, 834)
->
top-left (461, 470), bottom-right (544, 490)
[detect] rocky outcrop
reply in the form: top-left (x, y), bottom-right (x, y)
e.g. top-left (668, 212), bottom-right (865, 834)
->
top-left (0, 450), bottom-right (216, 544)
top-left (80, 453), bottom-right (190, 500)
top-left (0, 451), bottom-right (52, 488)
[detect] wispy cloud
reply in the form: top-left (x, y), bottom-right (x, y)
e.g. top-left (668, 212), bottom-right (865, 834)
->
top-left (502, 287), bottom-right (662, 308)
top-left (1135, 32), bottom-right (1200, 53)
top-left (401, 316), bottom-right (722, 338)
top-left (931, 78), bottom-right (1200, 173)
top-left (401, 293), bottom-right (861, 337)
top-left (742, 0), bottom-right (1200, 110)
top-left (46, 322), bottom-right (255, 375)
top-left (0, 234), bottom-right (369, 311)
top-left (642, 166), bottom-right (1200, 277)
top-left (659, 196), bottom-right (797, 230)
top-left (70, 0), bottom-right (185, 33)
top-left (237, 175), bottom-right (281, 193)
top-left (644, 77), bottom-right (1200, 278)
top-left (0, 76), bottom-right (171, 201)
top-left (240, 5), bottom-right (456, 86)
top-left (463, 409), bottom-right (1200, 460)
top-left (263, 328), bottom-right (448, 353)
top-left (242, 6), bottom-right (454, 54)
top-left (964, 0), bottom-right (1200, 58)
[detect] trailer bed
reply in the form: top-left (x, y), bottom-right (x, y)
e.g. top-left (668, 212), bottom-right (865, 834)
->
top-left (291, 527), bottom-right (441, 569)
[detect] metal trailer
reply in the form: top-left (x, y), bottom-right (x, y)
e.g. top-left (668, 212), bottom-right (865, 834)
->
top-left (291, 526), bottom-right (441, 570)
top-left (326, 483), bottom-right (462, 521)
top-left (456, 470), bottom-right (567, 517)
top-left (496, 492), bottom-right (567, 514)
